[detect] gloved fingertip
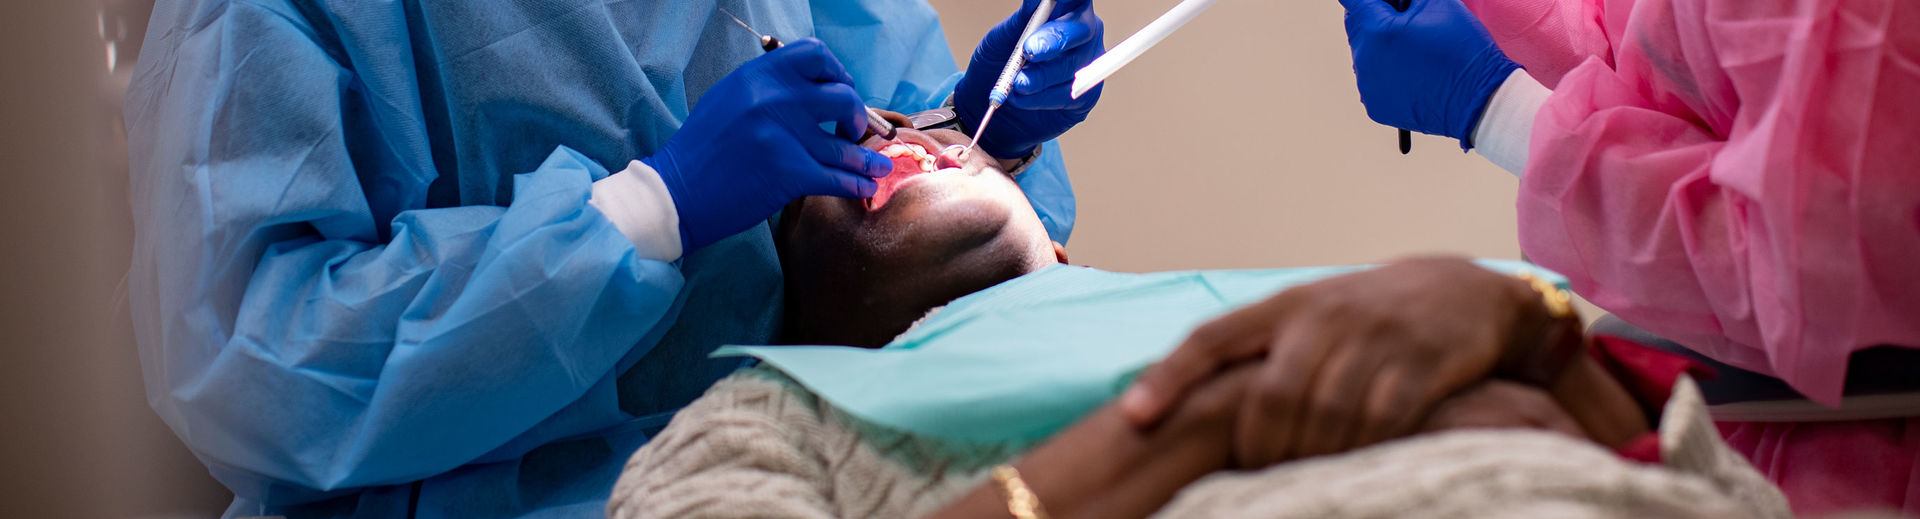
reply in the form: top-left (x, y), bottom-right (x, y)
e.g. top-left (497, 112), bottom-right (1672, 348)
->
top-left (849, 176), bottom-right (879, 198)
top-left (865, 149), bottom-right (893, 178)
top-left (1024, 30), bottom-right (1065, 60)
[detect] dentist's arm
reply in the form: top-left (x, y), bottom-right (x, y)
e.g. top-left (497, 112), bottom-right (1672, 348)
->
top-left (954, 0), bottom-right (1107, 161)
top-left (126, 6), bottom-right (885, 496)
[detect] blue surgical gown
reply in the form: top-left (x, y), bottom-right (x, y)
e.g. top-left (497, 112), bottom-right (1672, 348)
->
top-left (122, 1), bottom-right (1076, 517)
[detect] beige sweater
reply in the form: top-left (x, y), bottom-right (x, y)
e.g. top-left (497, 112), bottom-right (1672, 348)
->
top-left (609, 369), bottom-right (1790, 519)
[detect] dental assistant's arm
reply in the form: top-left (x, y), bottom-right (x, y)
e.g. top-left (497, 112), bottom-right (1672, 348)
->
top-left (1509, 0), bottom-right (1920, 404)
top-left (1339, 0), bottom-right (1920, 403)
top-left (1467, 70), bottom-right (1550, 176)
top-left (125, 5), bottom-right (884, 496)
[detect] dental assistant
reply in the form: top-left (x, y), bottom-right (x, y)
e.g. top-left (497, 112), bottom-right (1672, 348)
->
top-left (122, 0), bottom-right (1103, 517)
top-left (1329, 0), bottom-right (1919, 512)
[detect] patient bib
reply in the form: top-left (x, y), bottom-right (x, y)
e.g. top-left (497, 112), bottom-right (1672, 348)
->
top-left (715, 260), bottom-right (1565, 444)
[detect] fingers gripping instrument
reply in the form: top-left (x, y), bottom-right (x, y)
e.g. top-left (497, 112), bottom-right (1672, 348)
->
top-left (963, 0), bottom-right (1058, 159)
top-left (723, 9), bottom-right (897, 141)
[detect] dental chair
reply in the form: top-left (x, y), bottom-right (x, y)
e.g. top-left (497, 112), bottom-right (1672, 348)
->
top-left (1589, 315), bottom-right (1920, 420)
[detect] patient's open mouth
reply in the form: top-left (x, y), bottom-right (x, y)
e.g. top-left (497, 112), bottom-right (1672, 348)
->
top-left (867, 142), bottom-right (939, 210)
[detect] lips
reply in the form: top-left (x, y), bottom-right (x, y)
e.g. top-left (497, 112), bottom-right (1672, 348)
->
top-left (865, 128), bottom-right (976, 210)
top-left (867, 142), bottom-right (935, 210)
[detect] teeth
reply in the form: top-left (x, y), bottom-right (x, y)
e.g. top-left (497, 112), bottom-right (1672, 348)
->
top-left (879, 141), bottom-right (942, 173)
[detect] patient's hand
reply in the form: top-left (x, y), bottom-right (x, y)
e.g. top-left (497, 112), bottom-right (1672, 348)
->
top-left (1418, 380), bottom-right (1587, 438)
top-left (1120, 256), bottom-right (1552, 467)
top-left (930, 369), bottom-right (1605, 519)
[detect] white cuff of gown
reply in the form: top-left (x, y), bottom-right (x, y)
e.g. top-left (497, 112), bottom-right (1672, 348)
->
top-left (589, 160), bottom-right (684, 263)
top-left (1471, 70), bottom-right (1551, 178)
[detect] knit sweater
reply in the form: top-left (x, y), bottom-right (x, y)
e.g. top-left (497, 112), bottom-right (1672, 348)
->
top-left (609, 368), bottom-right (1790, 519)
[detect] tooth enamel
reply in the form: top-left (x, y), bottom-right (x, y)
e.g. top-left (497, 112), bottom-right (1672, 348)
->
top-left (880, 144), bottom-right (911, 158)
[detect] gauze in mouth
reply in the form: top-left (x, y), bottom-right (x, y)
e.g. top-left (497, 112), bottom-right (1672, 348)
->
top-left (867, 142), bottom-right (939, 210)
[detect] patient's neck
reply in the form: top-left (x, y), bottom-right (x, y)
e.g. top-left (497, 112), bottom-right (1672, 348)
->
top-left (779, 292), bottom-right (937, 349)
top-left (780, 261), bottom-right (1044, 348)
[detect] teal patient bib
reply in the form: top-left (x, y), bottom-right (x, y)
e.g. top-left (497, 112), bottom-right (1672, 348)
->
top-left (715, 260), bottom-right (1565, 445)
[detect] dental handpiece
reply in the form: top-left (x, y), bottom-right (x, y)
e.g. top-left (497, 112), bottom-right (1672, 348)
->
top-left (723, 9), bottom-right (897, 140)
top-left (963, 0), bottom-right (1058, 158)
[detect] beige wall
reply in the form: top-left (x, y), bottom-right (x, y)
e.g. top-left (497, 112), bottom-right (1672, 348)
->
top-left (0, 1), bottom-right (231, 517)
top-left (926, 0), bottom-right (1523, 272)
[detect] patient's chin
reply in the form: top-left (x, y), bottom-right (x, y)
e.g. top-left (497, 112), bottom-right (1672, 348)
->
top-left (874, 172), bottom-right (995, 213)
top-left (870, 196), bottom-right (1019, 259)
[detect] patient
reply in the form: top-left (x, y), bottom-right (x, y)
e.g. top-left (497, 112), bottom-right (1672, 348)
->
top-left (776, 116), bottom-right (1061, 349)
top-left (608, 115), bottom-right (1789, 519)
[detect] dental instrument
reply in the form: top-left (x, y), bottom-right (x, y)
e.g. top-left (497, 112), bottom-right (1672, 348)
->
top-left (723, 9), bottom-right (897, 141)
top-left (963, 0), bottom-right (1058, 159)
top-left (1068, 0), bottom-right (1220, 100)
top-left (1066, 0), bottom-right (1416, 154)
top-left (1389, 0), bottom-right (1412, 155)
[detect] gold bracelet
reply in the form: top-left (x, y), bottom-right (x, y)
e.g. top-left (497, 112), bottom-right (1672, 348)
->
top-left (990, 465), bottom-right (1050, 519)
top-left (1515, 271), bottom-right (1575, 319)
top-left (1501, 271), bottom-right (1586, 385)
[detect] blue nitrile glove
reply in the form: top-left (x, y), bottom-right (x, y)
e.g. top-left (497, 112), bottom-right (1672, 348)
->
top-left (644, 38), bottom-right (893, 252)
top-left (955, 0), bottom-right (1105, 159)
top-left (1339, 0), bottom-right (1519, 148)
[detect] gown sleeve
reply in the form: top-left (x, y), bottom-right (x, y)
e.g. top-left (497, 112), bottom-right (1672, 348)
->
top-left (1459, 0), bottom-right (1612, 89)
top-left (1511, 0), bottom-right (1920, 404)
top-left (124, 1), bottom-right (685, 492)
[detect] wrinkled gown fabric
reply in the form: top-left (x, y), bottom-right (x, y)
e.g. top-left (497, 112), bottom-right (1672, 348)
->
top-left (123, 1), bottom-right (1077, 517)
top-left (1461, 0), bottom-right (1920, 513)
top-left (1463, 0), bottom-right (1920, 406)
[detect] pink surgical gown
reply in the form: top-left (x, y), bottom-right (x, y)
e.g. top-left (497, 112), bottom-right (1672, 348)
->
top-left (1468, 0), bottom-right (1920, 405)
top-left (1462, 0), bottom-right (1920, 513)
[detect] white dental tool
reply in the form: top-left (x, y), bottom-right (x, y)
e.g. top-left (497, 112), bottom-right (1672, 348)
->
top-left (1070, 0), bottom-right (1224, 99)
top-left (964, 0), bottom-right (1059, 159)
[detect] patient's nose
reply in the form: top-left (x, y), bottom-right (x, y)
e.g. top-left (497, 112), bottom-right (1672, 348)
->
top-left (938, 145), bottom-right (967, 170)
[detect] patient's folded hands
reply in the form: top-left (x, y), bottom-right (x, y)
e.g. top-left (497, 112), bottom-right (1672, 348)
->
top-left (1417, 380), bottom-right (1587, 438)
top-left (930, 258), bottom-right (1654, 519)
top-left (1139, 367), bottom-right (1594, 469)
top-left (927, 330), bottom-right (1622, 519)
top-left (1120, 256), bottom-right (1554, 467)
